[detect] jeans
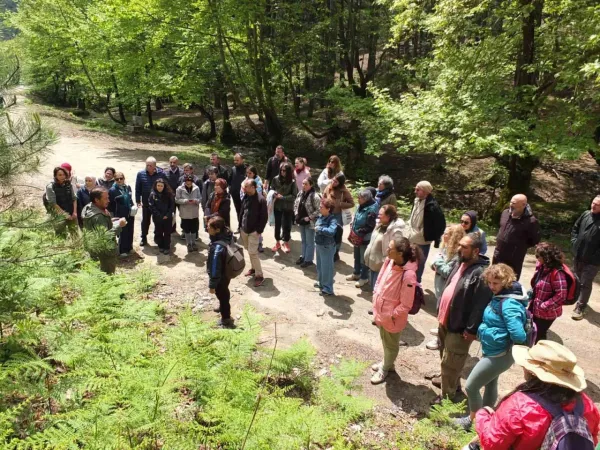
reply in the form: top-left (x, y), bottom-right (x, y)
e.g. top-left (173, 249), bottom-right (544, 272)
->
top-left (438, 324), bottom-right (473, 399)
top-left (300, 225), bottom-right (315, 263)
top-left (215, 276), bottom-right (231, 320)
top-left (380, 327), bottom-right (403, 371)
top-left (316, 243), bottom-right (336, 294)
top-left (274, 209), bottom-right (293, 242)
top-left (333, 213), bottom-right (343, 253)
top-left (154, 217), bottom-right (171, 250)
top-left (141, 206), bottom-right (153, 240)
top-left (370, 270), bottom-right (379, 290)
top-left (574, 260), bottom-right (599, 310)
top-left (416, 243), bottom-right (431, 283)
top-left (118, 216), bottom-right (135, 254)
top-left (353, 244), bottom-right (369, 280)
top-left (465, 351), bottom-right (514, 413)
top-left (240, 231), bottom-right (263, 276)
top-left (533, 316), bottom-right (555, 342)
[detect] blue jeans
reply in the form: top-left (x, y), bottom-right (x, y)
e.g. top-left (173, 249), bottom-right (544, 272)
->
top-left (316, 243), bottom-right (336, 294)
top-left (370, 269), bottom-right (379, 290)
top-left (300, 225), bottom-right (315, 263)
top-left (416, 243), bottom-right (431, 283)
top-left (353, 244), bottom-right (369, 280)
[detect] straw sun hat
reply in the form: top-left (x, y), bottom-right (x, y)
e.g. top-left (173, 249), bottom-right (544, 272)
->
top-left (512, 340), bottom-right (587, 392)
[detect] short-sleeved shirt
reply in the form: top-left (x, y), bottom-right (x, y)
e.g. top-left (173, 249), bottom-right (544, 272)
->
top-left (438, 263), bottom-right (466, 326)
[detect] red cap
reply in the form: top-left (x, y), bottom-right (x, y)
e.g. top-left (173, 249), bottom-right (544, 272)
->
top-left (60, 162), bottom-right (72, 173)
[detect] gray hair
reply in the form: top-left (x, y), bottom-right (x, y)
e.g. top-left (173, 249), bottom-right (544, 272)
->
top-left (466, 232), bottom-right (483, 251)
top-left (358, 189), bottom-right (374, 202)
top-left (169, 155), bottom-right (179, 162)
top-left (378, 175), bottom-right (393, 190)
top-left (145, 156), bottom-right (157, 165)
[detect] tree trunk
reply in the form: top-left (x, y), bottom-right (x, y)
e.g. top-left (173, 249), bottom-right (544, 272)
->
top-left (155, 97), bottom-right (163, 110)
top-left (494, 155), bottom-right (539, 219)
top-left (307, 98), bottom-right (315, 118)
top-left (77, 98), bottom-right (85, 111)
top-left (220, 92), bottom-right (236, 144)
top-left (146, 100), bottom-right (154, 129)
top-left (198, 105), bottom-right (217, 140)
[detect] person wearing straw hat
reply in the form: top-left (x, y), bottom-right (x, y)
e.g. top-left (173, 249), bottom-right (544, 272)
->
top-left (474, 341), bottom-right (600, 450)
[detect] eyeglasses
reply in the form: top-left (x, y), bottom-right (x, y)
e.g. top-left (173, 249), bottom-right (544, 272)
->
top-left (115, 177), bottom-right (124, 181)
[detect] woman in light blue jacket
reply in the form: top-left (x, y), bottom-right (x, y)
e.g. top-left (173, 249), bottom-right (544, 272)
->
top-left (453, 263), bottom-right (528, 431)
top-left (460, 210), bottom-right (488, 255)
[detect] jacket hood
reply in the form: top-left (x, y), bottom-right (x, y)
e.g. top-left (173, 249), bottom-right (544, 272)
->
top-left (210, 230), bottom-right (233, 244)
top-left (510, 204), bottom-right (533, 219)
top-left (466, 254), bottom-right (490, 269)
top-left (81, 203), bottom-right (106, 219)
top-left (382, 218), bottom-right (405, 233)
top-left (495, 281), bottom-right (528, 304)
top-left (403, 260), bottom-right (419, 273)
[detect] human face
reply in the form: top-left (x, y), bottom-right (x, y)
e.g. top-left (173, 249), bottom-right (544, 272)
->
top-left (55, 170), bottom-right (67, 183)
top-left (458, 236), bottom-right (477, 262)
top-left (209, 172), bottom-right (217, 182)
top-left (378, 208), bottom-right (390, 225)
top-left (115, 174), bottom-right (125, 186)
top-left (215, 184), bottom-right (224, 194)
top-left (295, 160), bottom-right (304, 170)
top-left (442, 227), bottom-right (451, 244)
top-left (184, 167), bottom-right (192, 176)
top-left (536, 256), bottom-right (545, 266)
top-left (156, 182), bottom-right (165, 193)
top-left (388, 241), bottom-right (404, 265)
top-left (460, 215), bottom-right (472, 231)
top-left (378, 182), bottom-right (385, 191)
top-left (510, 195), bottom-right (527, 215)
top-left (246, 169), bottom-right (255, 178)
top-left (327, 157), bottom-right (336, 169)
top-left (302, 179), bottom-right (311, 192)
top-left (591, 197), bottom-right (600, 215)
top-left (234, 155), bottom-right (243, 166)
top-left (210, 155), bottom-right (219, 165)
top-left (84, 177), bottom-right (95, 189)
top-left (169, 157), bottom-right (178, 169)
top-left (96, 191), bottom-right (109, 209)
top-left (105, 169), bottom-right (115, 181)
top-left (208, 225), bottom-right (220, 236)
top-left (332, 178), bottom-right (339, 188)
top-left (414, 186), bottom-right (427, 200)
top-left (319, 204), bottom-right (329, 216)
top-left (279, 167), bottom-right (287, 177)
top-left (185, 179), bottom-right (193, 188)
top-left (246, 184), bottom-right (256, 196)
top-left (488, 277), bottom-right (504, 295)
top-left (275, 147), bottom-right (284, 159)
top-left (146, 162), bottom-right (156, 175)
top-left (358, 196), bottom-right (366, 206)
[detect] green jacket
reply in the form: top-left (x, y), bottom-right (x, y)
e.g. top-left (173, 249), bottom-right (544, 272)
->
top-left (82, 204), bottom-right (120, 254)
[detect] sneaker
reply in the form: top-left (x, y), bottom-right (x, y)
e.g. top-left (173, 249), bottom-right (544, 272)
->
top-left (300, 261), bottom-right (314, 268)
top-left (281, 242), bottom-right (291, 253)
top-left (295, 256), bottom-right (304, 265)
top-left (571, 305), bottom-right (585, 321)
top-left (244, 269), bottom-right (256, 277)
top-left (355, 279), bottom-right (369, 288)
top-left (452, 416), bottom-right (473, 431)
top-left (430, 328), bottom-right (439, 336)
top-left (370, 369), bottom-right (388, 385)
top-left (426, 338), bottom-right (440, 350)
top-left (258, 243), bottom-right (264, 253)
top-left (370, 362), bottom-right (395, 372)
top-left (254, 276), bottom-right (265, 287)
top-left (346, 274), bottom-right (360, 281)
top-left (320, 290), bottom-right (334, 297)
top-left (271, 242), bottom-right (281, 252)
top-left (187, 244), bottom-right (193, 253)
top-left (313, 282), bottom-right (321, 288)
top-left (218, 318), bottom-right (236, 329)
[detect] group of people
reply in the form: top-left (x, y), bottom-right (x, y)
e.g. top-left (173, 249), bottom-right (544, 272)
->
top-left (44, 147), bottom-right (600, 449)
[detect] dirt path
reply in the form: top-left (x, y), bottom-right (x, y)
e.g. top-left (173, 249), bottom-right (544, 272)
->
top-left (25, 102), bottom-right (600, 417)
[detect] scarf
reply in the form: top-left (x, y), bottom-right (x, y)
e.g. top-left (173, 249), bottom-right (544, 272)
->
top-left (375, 189), bottom-right (391, 204)
top-left (211, 191), bottom-right (225, 214)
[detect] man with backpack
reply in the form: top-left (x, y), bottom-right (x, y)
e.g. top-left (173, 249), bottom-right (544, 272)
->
top-left (571, 195), bottom-right (600, 320)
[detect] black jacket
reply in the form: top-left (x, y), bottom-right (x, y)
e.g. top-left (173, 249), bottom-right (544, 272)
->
top-left (165, 166), bottom-right (184, 192)
top-left (148, 191), bottom-right (175, 221)
top-left (265, 155), bottom-right (287, 183)
top-left (206, 192), bottom-right (231, 228)
top-left (241, 193), bottom-right (268, 235)
top-left (207, 230), bottom-right (233, 289)
top-left (443, 255), bottom-right (492, 335)
top-left (571, 210), bottom-right (600, 265)
top-left (412, 194), bottom-right (446, 248)
top-left (230, 163), bottom-right (248, 199)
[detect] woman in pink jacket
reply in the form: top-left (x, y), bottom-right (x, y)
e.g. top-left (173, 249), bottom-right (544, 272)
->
top-left (371, 237), bottom-right (423, 384)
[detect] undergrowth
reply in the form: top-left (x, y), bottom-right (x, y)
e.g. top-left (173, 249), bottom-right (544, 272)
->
top-left (0, 222), bottom-right (373, 449)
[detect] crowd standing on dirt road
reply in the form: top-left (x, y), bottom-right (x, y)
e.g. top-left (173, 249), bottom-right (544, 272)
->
top-left (44, 147), bottom-right (600, 450)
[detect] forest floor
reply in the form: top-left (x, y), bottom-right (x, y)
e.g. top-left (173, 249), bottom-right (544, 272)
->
top-left (18, 98), bottom-right (600, 444)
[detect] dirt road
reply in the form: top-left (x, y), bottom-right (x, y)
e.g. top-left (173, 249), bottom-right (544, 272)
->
top-left (27, 104), bottom-right (600, 416)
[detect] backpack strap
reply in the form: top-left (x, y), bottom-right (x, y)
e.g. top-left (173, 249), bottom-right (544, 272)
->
top-left (524, 392), bottom-right (583, 419)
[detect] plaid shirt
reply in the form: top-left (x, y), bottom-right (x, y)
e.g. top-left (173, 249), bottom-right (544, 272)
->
top-left (531, 263), bottom-right (568, 320)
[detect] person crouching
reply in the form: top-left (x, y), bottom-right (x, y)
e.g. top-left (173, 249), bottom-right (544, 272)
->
top-left (207, 216), bottom-right (236, 329)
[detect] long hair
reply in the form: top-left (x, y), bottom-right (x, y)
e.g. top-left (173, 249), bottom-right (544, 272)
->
top-left (442, 224), bottom-right (465, 261)
top-left (496, 374), bottom-right (580, 410)
top-left (152, 178), bottom-right (174, 199)
top-left (393, 237), bottom-right (424, 264)
top-left (327, 155), bottom-right (343, 178)
top-left (535, 242), bottom-right (564, 270)
top-left (279, 162), bottom-right (293, 184)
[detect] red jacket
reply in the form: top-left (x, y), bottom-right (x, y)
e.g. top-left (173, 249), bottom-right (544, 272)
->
top-left (475, 392), bottom-right (600, 450)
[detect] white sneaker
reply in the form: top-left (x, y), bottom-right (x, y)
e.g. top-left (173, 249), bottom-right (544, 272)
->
top-left (346, 274), bottom-right (360, 281)
top-left (430, 328), bottom-right (439, 336)
top-left (355, 279), bottom-right (369, 288)
top-left (119, 253), bottom-right (128, 258)
top-left (426, 338), bottom-right (440, 350)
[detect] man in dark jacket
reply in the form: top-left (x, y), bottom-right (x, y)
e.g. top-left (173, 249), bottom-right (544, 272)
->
top-left (202, 153), bottom-right (230, 183)
top-left (165, 156), bottom-right (184, 233)
top-left (571, 195), bottom-right (600, 320)
top-left (433, 232), bottom-right (492, 401)
top-left (492, 194), bottom-right (540, 280)
top-left (240, 180), bottom-right (268, 287)
top-left (135, 157), bottom-right (164, 246)
top-left (230, 153), bottom-right (248, 231)
top-left (408, 181), bottom-right (446, 283)
top-left (264, 145), bottom-right (288, 191)
top-left (82, 188), bottom-right (126, 274)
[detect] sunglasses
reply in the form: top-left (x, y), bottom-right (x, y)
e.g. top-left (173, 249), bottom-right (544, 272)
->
top-left (460, 220), bottom-right (470, 225)
top-left (115, 177), bottom-right (124, 181)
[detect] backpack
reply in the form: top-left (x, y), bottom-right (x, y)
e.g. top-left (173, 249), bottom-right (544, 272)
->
top-left (215, 239), bottom-right (246, 279)
top-left (492, 297), bottom-right (537, 348)
top-left (552, 265), bottom-right (581, 306)
top-left (409, 284), bottom-right (424, 315)
top-left (524, 393), bottom-right (594, 450)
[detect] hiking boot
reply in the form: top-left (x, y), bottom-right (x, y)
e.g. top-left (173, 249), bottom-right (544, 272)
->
top-left (571, 304), bottom-right (585, 321)
top-left (245, 268), bottom-right (256, 277)
top-left (218, 318), bottom-right (235, 329)
top-left (271, 242), bottom-right (281, 252)
top-left (295, 256), bottom-right (304, 265)
top-left (300, 261), bottom-right (314, 268)
top-left (370, 369), bottom-right (388, 385)
top-left (355, 279), bottom-right (369, 288)
top-left (346, 274), bottom-right (360, 281)
top-left (426, 338), bottom-right (440, 350)
top-left (254, 276), bottom-right (265, 287)
top-left (452, 416), bottom-right (473, 431)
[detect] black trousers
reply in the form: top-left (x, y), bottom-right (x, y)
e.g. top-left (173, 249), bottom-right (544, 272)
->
top-left (181, 218), bottom-right (199, 234)
top-left (274, 210), bottom-right (293, 242)
top-left (141, 206), bottom-right (153, 240)
top-left (118, 216), bottom-right (135, 254)
top-left (154, 217), bottom-right (171, 250)
top-left (232, 195), bottom-right (242, 228)
top-left (215, 277), bottom-right (231, 320)
top-left (533, 316), bottom-right (556, 343)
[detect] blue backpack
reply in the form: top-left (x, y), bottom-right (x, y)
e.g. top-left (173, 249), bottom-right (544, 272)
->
top-left (525, 393), bottom-right (594, 450)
